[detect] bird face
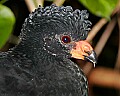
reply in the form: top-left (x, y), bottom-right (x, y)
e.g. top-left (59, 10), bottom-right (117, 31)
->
top-left (43, 30), bottom-right (97, 66)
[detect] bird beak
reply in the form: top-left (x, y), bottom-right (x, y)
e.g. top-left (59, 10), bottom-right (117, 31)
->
top-left (84, 50), bottom-right (97, 67)
top-left (70, 41), bottom-right (97, 67)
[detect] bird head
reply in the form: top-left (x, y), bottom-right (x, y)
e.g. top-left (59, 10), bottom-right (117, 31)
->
top-left (43, 32), bottom-right (97, 66)
top-left (20, 5), bottom-right (97, 66)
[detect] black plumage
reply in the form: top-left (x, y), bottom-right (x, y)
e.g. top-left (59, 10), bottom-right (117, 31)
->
top-left (0, 5), bottom-right (96, 96)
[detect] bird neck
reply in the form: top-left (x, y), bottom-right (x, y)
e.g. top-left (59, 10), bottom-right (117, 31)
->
top-left (12, 41), bottom-right (62, 66)
top-left (10, 41), bottom-right (80, 77)
top-left (11, 41), bottom-right (72, 75)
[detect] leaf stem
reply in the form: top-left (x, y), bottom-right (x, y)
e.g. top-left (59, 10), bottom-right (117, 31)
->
top-left (94, 17), bottom-right (116, 56)
top-left (25, 0), bottom-right (36, 13)
top-left (86, 18), bottom-right (107, 42)
top-left (115, 14), bottom-right (120, 72)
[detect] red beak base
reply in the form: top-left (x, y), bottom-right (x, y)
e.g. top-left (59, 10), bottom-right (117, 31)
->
top-left (70, 41), bottom-right (97, 67)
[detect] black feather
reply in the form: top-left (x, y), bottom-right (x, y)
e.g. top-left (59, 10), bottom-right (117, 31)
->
top-left (0, 5), bottom-right (91, 96)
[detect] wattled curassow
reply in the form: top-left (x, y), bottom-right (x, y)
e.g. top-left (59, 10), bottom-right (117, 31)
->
top-left (0, 5), bottom-right (97, 96)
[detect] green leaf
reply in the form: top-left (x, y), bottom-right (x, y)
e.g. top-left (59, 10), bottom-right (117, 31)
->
top-left (0, 0), bottom-right (8, 4)
top-left (0, 4), bottom-right (15, 48)
top-left (78, 0), bottom-right (118, 19)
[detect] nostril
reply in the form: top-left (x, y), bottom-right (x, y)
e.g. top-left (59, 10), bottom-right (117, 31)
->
top-left (84, 50), bottom-right (91, 55)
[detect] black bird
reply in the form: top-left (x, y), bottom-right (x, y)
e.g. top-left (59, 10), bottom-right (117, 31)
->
top-left (0, 5), bottom-right (97, 96)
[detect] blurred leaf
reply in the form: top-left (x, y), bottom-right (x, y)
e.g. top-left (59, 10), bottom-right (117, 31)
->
top-left (78, 0), bottom-right (118, 19)
top-left (0, 4), bottom-right (15, 48)
top-left (0, 0), bottom-right (8, 4)
top-left (45, 0), bottom-right (53, 1)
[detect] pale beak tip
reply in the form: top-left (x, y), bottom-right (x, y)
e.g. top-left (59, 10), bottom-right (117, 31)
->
top-left (84, 50), bottom-right (97, 67)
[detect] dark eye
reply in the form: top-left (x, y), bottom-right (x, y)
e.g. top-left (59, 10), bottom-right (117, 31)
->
top-left (61, 36), bottom-right (71, 44)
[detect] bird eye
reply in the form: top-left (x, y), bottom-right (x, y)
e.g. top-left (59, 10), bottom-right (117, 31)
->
top-left (61, 35), bottom-right (71, 44)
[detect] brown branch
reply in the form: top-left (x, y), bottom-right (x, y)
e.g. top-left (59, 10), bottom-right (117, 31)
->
top-left (88, 67), bottom-right (120, 89)
top-left (115, 0), bottom-right (120, 72)
top-left (115, 14), bottom-right (120, 71)
top-left (25, 0), bottom-right (36, 13)
top-left (94, 17), bottom-right (117, 56)
top-left (53, 0), bottom-right (65, 6)
top-left (83, 17), bottom-right (117, 75)
top-left (86, 18), bottom-right (107, 42)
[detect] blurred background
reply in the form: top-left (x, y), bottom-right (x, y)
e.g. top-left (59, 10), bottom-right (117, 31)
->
top-left (0, 0), bottom-right (120, 96)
